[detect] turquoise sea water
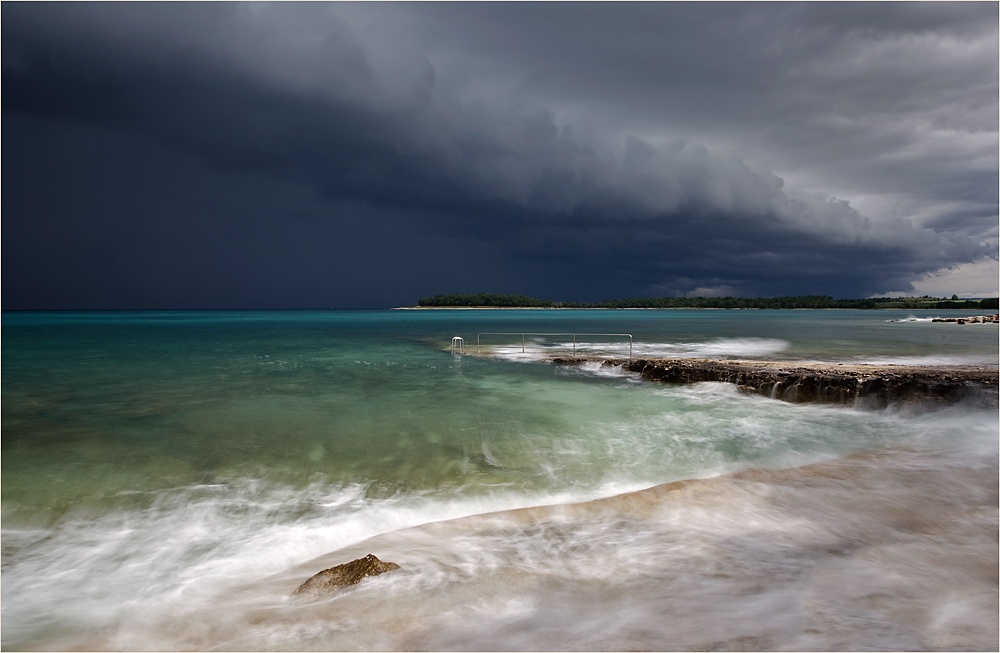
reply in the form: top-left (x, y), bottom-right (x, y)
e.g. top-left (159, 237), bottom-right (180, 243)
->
top-left (2, 309), bottom-right (997, 650)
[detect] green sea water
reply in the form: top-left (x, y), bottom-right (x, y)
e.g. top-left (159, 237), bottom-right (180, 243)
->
top-left (2, 309), bottom-right (997, 650)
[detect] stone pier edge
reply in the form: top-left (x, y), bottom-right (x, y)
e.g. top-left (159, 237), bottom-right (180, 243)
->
top-left (549, 357), bottom-right (999, 407)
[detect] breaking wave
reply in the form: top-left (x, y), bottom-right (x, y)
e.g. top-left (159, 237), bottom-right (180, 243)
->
top-left (486, 337), bottom-right (789, 361)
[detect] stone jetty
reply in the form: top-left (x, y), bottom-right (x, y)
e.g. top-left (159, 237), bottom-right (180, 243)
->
top-left (929, 315), bottom-right (998, 324)
top-left (550, 357), bottom-right (998, 407)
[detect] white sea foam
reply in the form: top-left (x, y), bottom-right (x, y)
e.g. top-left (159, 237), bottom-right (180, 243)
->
top-left (1, 477), bottom-right (656, 649)
top-left (886, 314), bottom-right (938, 322)
top-left (855, 355), bottom-right (997, 367)
top-left (554, 360), bottom-right (642, 382)
top-left (4, 398), bottom-right (997, 651)
top-left (795, 353), bottom-right (998, 367)
top-left (631, 337), bottom-right (790, 359)
top-left (886, 314), bottom-right (997, 323)
top-left (11, 409), bottom-right (995, 651)
top-left (486, 337), bottom-right (790, 361)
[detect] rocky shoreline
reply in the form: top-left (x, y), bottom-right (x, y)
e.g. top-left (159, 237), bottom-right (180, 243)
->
top-left (551, 357), bottom-right (999, 407)
top-left (929, 314), bottom-right (998, 324)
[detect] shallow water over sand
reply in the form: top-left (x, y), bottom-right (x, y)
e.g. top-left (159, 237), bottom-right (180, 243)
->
top-left (2, 309), bottom-right (997, 650)
top-left (19, 441), bottom-right (998, 651)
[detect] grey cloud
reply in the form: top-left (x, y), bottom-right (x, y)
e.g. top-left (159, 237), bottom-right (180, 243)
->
top-left (383, 2), bottom-right (997, 235)
top-left (2, 3), bottom-right (996, 308)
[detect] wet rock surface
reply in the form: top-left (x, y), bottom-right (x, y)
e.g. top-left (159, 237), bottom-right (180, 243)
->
top-left (928, 314), bottom-right (998, 324)
top-left (293, 554), bottom-right (401, 598)
top-left (551, 357), bottom-right (999, 407)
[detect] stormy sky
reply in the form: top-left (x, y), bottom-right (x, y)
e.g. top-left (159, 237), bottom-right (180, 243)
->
top-left (4, 2), bottom-right (998, 308)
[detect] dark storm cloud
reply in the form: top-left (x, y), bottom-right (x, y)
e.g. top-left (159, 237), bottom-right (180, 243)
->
top-left (3, 2), bottom-right (996, 308)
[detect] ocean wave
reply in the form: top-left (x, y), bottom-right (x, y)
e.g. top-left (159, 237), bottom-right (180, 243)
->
top-left (801, 354), bottom-right (998, 367)
top-left (14, 436), bottom-right (996, 651)
top-left (886, 314), bottom-right (998, 323)
top-left (885, 315), bottom-right (938, 322)
top-left (485, 337), bottom-right (790, 361)
top-left (0, 475), bottom-right (653, 650)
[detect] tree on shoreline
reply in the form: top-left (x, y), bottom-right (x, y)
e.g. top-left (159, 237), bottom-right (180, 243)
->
top-left (417, 293), bottom-right (999, 310)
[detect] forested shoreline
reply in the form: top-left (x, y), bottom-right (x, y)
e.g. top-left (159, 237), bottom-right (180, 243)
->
top-left (416, 293), bottom-right (999, 310)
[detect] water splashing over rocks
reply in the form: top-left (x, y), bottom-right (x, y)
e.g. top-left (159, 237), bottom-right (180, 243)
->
top-left (551, 357), bottom-right (998, 408)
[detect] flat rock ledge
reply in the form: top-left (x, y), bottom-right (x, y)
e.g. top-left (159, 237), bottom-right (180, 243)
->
top-left (293, 554), bottom-right (401, 599)
top-left (930, 314), bottom-right (998, 324)
top-left (551, 357), bottom-right (999, 407)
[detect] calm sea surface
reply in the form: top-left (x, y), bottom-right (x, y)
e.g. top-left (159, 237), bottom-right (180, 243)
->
top-left (2, 309), bottom-right (997, 650)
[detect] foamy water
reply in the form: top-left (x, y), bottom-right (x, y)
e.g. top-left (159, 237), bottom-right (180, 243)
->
top-left (485, 336), bottom-right (792, 361)
top-left (887, 314), bottom-right (997, 323)
top-left (2, 309), bottom-right (997, 650)
top-left (838, 354), bottom-right (999, 367)
top-left (10, 404), bottom-right (996, 651)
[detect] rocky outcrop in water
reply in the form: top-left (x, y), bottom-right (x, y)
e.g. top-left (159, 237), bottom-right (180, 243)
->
top-left (929, 315), bottom-right (998, 324)
top-left (293, 554), bottom-right (401, 598)
top-left (551, 357), bottom-right (998, 408)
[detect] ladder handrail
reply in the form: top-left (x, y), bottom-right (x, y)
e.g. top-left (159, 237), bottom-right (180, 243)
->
top-left (476, 332), bottom-right (633, 358)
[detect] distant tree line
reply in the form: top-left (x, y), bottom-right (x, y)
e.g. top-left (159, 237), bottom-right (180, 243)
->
top-left (418, 293), bottom-right (999, 310)
top-left (591, 295), bottom-right (870, 309)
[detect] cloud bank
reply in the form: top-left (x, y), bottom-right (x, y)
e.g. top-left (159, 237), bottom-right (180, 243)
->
top-left (3, 3), bottom-right (997, 307)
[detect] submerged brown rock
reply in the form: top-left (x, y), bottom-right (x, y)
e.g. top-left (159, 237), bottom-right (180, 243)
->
top-left (551, 357), bottom-right (999, 407)
top-left (293, 554), bottom-right (401, 598)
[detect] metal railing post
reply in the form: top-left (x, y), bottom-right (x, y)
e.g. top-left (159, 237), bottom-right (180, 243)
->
top-left (473, 333), bottom-right (633, 358)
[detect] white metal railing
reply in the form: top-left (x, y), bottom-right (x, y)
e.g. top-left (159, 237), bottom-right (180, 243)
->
top-left (476, 333), bottom-right (633, 358)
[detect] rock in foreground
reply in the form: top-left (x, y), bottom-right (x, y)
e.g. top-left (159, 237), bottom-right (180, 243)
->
top-left (293, 554), bottom-right (401, 598)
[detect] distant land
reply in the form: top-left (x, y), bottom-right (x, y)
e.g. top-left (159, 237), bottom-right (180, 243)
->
top-left (413, 293), bottom-right (1000, 310)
